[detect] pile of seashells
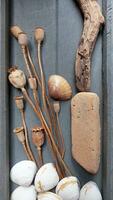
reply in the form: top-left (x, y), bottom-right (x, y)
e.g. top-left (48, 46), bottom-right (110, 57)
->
top-left (10, 161), bottom-right (102, 200)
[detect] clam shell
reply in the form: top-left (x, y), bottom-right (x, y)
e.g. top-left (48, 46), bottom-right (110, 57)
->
top-left (11, 185), bottom-right (37, 200)
top-left (38, 192), bottom-right (62, 200)
top-left (56, 176), bottom-right (80, 200)
top-left (35, 163), bottom-right (59, 192)
top-left (10, 160), bottom-right (37, 186)
top-left (48, 75), bottom-right (72, 101)
top-left (79, 181), bottom-right (102, 200)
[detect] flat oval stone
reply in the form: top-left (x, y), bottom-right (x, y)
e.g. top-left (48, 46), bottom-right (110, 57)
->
top-left (71, 92), bottom-right (101, 174)
top-left (10, 160), bottom-right (37, 186)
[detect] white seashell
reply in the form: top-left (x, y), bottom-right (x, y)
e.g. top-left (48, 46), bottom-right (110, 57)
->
top-left (10, 160), bottom-right (37, 186)
top-left (11, 185), bottom-right (37, 200)
top-left (79, 181), bottom-right (102, 200)
top-left (56, 176), bottom-right (80, 200)
top-left (38, 192), bottom-right (62, 200)
top-left (35, 163), bottom-right (59, 192)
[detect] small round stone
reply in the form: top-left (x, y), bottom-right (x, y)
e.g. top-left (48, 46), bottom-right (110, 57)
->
top-left (10, 160), bottom-right (37, 186)
top-left (11, 185), bottom-right (37, 200)
top-left (35, 163), bottom-right (59, 192)
top-left (56, 176), bottom-right (80, 200)
top-left (79, 181), bottom-right (102, 200)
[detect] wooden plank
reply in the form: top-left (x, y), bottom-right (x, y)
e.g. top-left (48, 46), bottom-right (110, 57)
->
top-left (102, 0), bottom-right (113, 199)
top-left (0, 0), bottom-right (9, 199)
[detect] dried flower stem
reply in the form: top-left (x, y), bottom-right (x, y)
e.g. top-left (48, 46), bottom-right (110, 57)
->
top-left (26, 46), bottom-right (41, 85)
top-left (26, 44), bottom-right (52, 131)
top-left (22, 142), bottom-right (32, 160)
top-left (20, 110), bottom-right (36, 163)
top-left (26, 46), bottom-right (56, 133)
top-left (20, 41), bottom-right (68, 175)
top-left (37, 41), bottom-right (52, 127)
top-left (21, 47), bottom-right (33, 77)
top-left (14, 96), bottom-right (36, 163)
top-left (13, 127), bottom-right (31, 160)
top-left (12, 30), bottom-right (56, 135)
top-left (21, 87), bottom-right (71, 176)
top-left (38, 147), bottom-right (43, 166)
top-left (53, 101), bottom-right (65, 158)
top-left (32, 126), bottom-right (44, 167)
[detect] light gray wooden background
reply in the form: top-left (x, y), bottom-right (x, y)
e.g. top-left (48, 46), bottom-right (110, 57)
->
top-left (0, 0), bottom-right (113, 199)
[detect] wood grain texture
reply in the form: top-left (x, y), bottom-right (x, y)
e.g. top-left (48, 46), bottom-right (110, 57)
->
top-left (75, 0), bottom-right (104, 92)
top-left (0, 0), bottom-right (9, 199)
top-left (102, 0), bottom-right (113, 199)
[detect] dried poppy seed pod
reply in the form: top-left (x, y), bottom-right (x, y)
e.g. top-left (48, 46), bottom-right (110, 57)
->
top-left (14, 96), bottom-right (24, 110)
top-left (35, 27), bottom-right (45, 43)
top-left (18, 32), bottom-right (28, 46)
top-left (10, 25), bottom-right (23, 39)
top-left (13, 127), bottom-right (25, 143)
top-left (53, 101), bottom-right (60, 113)
top-left (32, 126), bottom-right (44, 149)
top-left (8, 67), bottom-right (26, 89)
top-left (28, 78), bottom-right (37, 90)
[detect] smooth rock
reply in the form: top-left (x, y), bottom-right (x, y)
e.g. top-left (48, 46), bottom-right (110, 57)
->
top-left (11, 185), bottom-right (37, 200)
top-left (56, 176), bottom-right (80, 200)
top-left (79, 181), bottom-right (102, 200)
top-left (35, 163), bottom-right (59, 192)
top-left (38, 192), bottom-right (62, 200)
top-left (71, 92), bottom-right (101, 174)
top-left (10, 160), bottom-right (37, 186)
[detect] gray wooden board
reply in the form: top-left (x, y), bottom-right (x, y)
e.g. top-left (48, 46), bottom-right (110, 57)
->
top-left (0, 0), bottom-right (113, 199)
top-left (0, 0), bottom-right (9, 199)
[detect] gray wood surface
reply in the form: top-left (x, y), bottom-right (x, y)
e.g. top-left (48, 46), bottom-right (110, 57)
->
top-left (102, 0), bottom-right (113, 199)
top-left (0, 0), bottom-right (113, 199)
top-left (0, 0), bottom-right (9, 199)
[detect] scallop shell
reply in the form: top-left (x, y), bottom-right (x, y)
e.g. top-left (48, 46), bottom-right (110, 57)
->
top-left (56, 176), bottom-right (80, 200)
top-left (79, 181), bottom-right (102, 200)
top-left (48, 75), bottom-right (72, 101)
top-left (34, 163), bottom-right (59, 192)
top-left (10, 160), bottom-right (37, 186)
top-left (11, 185), bottom-right (37, 200)
top-left (38, 192), bottom-right (62, 200)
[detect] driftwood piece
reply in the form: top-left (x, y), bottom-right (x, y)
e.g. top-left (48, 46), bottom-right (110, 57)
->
top-left (75, 0), bottom-right (105, 91)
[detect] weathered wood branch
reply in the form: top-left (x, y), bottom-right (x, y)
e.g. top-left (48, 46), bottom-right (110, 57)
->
top-left (75, 0), bottom-right (105, 91)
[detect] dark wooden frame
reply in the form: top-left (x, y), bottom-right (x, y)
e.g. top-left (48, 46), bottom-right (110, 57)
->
top-left (0, 0), bottom-right (113, 199)
top-left (102, 0), bottom-right (113, 199)
top-left (0, 0), bottom-right (9, 199)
